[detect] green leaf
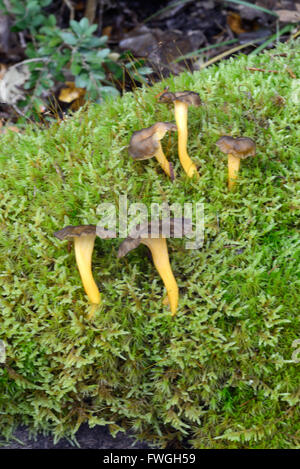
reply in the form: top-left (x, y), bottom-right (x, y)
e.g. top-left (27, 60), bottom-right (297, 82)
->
top-left (48, 36), bottom-right (62, 48)
top-left (60, 32), bottom-right (77, 46)
top-left (71, 60), bottom-right (82, 76)
top-left (75, 73), bottom-right (89, 88)
top-left (48, 14), bottom-right (57, 27)
top-left (70, 20), bottom-right (83, 37)
top-left (100, 86), bottom-right (120, 97)
top-left (35, 83), bottom-right (46, 96)
top-left (135, 66), bottom-right (152, 75)
top-left (97, 35), bottom-right (108, 46)
top-left (97, 48), bottom-right (110, 59)
top-left (90, 70), bottom-right (105, 80)
top-left (80, 36), bottom-right (104, 49)
top-left (79, 17), bottom-right (90, 31)
top-left (86, 24), bottom-right (98, 35)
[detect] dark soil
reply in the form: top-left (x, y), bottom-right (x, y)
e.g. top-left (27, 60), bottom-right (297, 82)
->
top-left (1, 424), bottom-right (152, 449)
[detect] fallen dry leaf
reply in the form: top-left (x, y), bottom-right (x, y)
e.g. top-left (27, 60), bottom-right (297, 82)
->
top-left (59, 81), bottom-right (85, 103)
top-left (227, 12), bottom-right (246, 34)
top-left (1, 125), bottom-right (20, 134)
top-left (0, 118), bottom-right (20, 133)
top-left (102, 26), bottom-right (112, 38)
top-left (276, 9), bottom-right (300, 23)
top-left (0, 63), bottom-right (7, 80)
top-left (0, 64), bottom-right (29, 104)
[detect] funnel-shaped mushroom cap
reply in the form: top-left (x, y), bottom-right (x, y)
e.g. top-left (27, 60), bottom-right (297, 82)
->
top-left (54, 225), bottom-right (96, 240)
top-left (159, 91), bottom-right (201, 107)
top-left (216, 136), bottom-right (256, 159)
top-left (118, 218), bottom-right (192, 258)
top-left (129, 122), bottom-right (177, 160)
top-left (54, 225), bottom-right (115, 240)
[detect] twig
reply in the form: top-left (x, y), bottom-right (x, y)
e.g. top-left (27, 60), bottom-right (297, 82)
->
top-left (246, 67), bottom-right (279, 73)
top-left (63, 0), bottom-right (75, 21)
top-left (286, 68), bottom-right (296, 78)
top-left (9, 57), bottom-right (50, 69)
top-left (240, 397), bottom-right (256, 407)
top-left (247, 67), bottom-right (296, 79)
top-left (98, 0), bottom-right (104, 35)
top-left (85, 0), bottom-right (98, 24)
top-left (12, 104), bottom-right (31, 122)
top-left (199, 41), bottom-right (257, 70)
top-left (18, 32), bottom-right (26, 48)
top-left (172, 39), bottom-right (238, 64)
top-left (268, 53), bottom-right (297, 79)
top-left (268, 265), bottom-right (278, 274)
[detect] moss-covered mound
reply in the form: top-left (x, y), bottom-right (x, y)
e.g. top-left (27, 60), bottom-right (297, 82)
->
top-left (1, 40), bottom-right (299, 449)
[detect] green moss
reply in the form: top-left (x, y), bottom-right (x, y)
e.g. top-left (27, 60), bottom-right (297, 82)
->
top-left (0, 40), bottom-right (299, 448)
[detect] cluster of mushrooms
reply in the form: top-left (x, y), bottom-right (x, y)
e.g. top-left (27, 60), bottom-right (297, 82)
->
top-left (54, 90), bottom-right (256, 319)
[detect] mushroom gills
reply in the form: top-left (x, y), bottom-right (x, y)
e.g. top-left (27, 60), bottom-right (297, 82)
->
top-left (141, 237), bottom-right (178, 315)
top-left (227, 153), bottom-right (241, 189)
top-left (174, 100), bottom-right (199, 178)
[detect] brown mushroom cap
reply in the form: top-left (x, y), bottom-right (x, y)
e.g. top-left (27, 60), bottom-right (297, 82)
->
top-left (128, 122), bottom-right (177, 160)
top-left (54, 225), bottom-right (96, 240)
top-left (216, 136), bottom-right (256, 159)
top-left (54, 225), bottom-right (115, 240)
top-left (118, 218), bottom-right (192, 258)
top-left (158, 91), bottom-right (201, 107)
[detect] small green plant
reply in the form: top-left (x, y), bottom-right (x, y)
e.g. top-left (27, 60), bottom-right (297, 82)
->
top-left (22, 16), bottom-right (151, 116)
top-left (23, 16), bottom-right (121, 110)
top-left (0, 2), bottom-right (151, 118)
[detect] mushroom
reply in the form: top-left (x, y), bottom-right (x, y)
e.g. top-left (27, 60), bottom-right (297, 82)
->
top-left (158, 91), bottom-right (201, 178)
top-left (215, 136), bottom-right (256, 190)
top-left (54, 225), bottom-right (113, 319)
top-left (118, 218), bottom-right (191, 316)
top-left (128, 122), bottom-right (177, 180)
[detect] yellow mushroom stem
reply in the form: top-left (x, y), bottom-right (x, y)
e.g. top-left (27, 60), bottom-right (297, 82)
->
top-left (228, 153), bottom-right (241, 190)
top-left (154, 142), bottom-right (173, 179)
top-left (141, 237), bottom-right (178, 315)
top-left (173, 101), bottom-right (199, 179)
top-left (74, 234), bottom-right (101, 318)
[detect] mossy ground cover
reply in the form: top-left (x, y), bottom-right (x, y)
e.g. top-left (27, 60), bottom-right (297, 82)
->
top-left (0, 40), bottom-right (299, 449)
